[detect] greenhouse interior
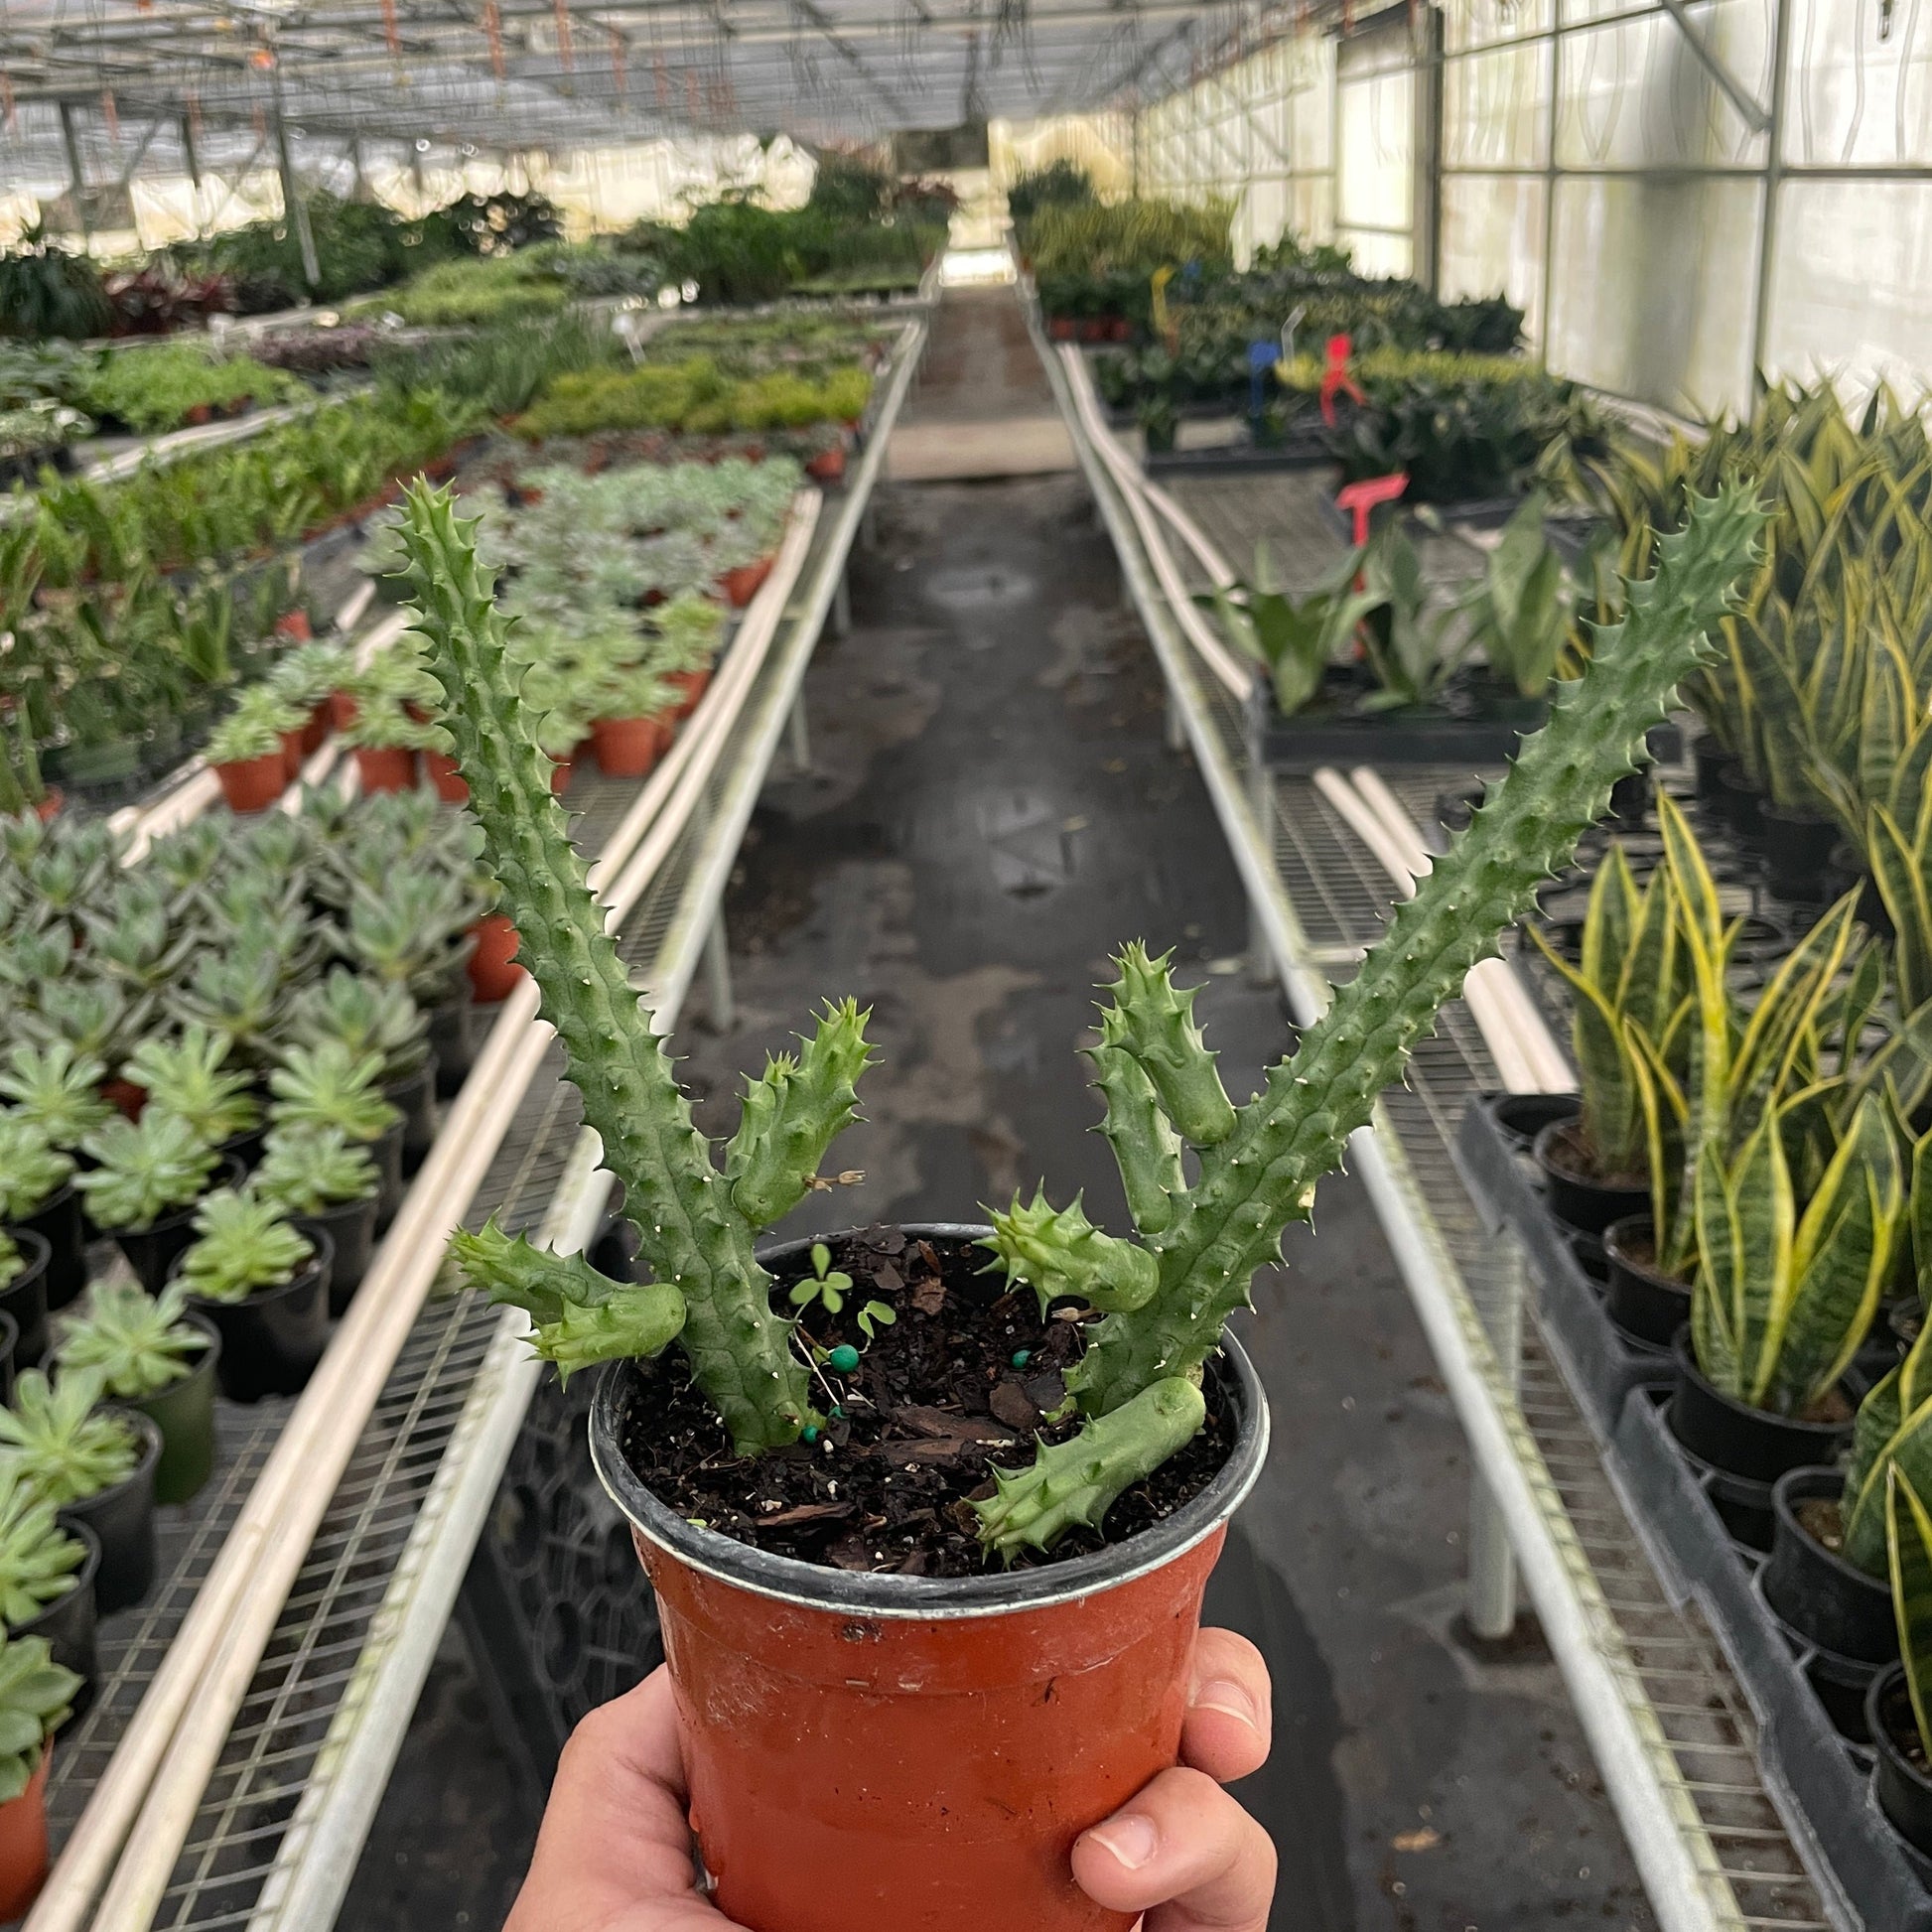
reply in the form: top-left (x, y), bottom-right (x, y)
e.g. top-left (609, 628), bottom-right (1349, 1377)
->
top-left (0, 0), bottom-right (1927, 1928)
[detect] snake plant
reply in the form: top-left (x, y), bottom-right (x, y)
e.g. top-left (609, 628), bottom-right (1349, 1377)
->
top-left (1890, 1464), bottom-right (1932, 1761)
top-left (401, 476), bottom-right (1764, 1552)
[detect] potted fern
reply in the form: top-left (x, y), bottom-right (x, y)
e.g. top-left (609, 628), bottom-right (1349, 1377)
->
top-left (73, 1110), bottom-right (229, 1295)
top-left (0, 1369), bottom-right (160, 1613)
top-left (0, 1114), bottom-right (78, 1323)
top-left (0, 1461), bottom-right (95, 1699)
top-left (0, 1625), bottom-right (82, 1920)
top-left (398, 476), bottom-right (1763, 1932)
top-left (253, 1125), bottom-right (381, 1313)
top-left (267, 1040), bottom-right (405, 1225)
top-left (56, 1282), bottom-right (218, 1504)
top-left (173, 1189), bottom-right (330, 1402)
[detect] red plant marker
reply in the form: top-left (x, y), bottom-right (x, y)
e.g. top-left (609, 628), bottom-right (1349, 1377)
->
top-left (1318, 333), bottom-right (1365, 426)
top-left (1336, 472), bottom-right (1408, 548)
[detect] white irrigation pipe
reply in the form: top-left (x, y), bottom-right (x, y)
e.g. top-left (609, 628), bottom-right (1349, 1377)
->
top-left (33, 497), bottom-right (821, 1932)
top-left (1055, 345), bottom-right (1252, 701)
top-left (1315, 764), bottom-right (1571, 1095)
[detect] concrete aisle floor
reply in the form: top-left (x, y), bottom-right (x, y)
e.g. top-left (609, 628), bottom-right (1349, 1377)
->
top-left (345, 288), bottom-right (1660, 1931)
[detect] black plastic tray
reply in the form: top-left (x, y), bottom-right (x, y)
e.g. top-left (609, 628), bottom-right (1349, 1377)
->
top-left (1145, 426), bottom-right (1334, 478)
top-left (1455, 1090), bottom-right (1932, 1926)
top-left (1253, 690), bottom-right (1545, 771)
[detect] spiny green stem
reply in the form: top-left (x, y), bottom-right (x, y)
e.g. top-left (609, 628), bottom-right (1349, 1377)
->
top-left (1069, 483), bottom-right (1768, 1416)
top-left (401, 483), bottom-right (814, 1453)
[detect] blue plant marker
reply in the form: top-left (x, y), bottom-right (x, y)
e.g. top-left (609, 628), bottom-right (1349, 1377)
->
top-left (1011, 1348), bottom-right (1033, 1369)
top-left (802, 1424), bottom-right (820, 1445)
top-left (1248, 340), bottom-right (1278, 429)
top-left (828, 1343), bottom-right (861, 1373)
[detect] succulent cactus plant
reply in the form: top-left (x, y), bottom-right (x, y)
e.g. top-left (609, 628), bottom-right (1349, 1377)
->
top-left (56, 1281), bottom-right (208, 1401)
top-left (400, 478), bottom-right (1766, 1548)
top-left (0, 1460), bottom-right (85, 1628)
top-left (0, 1368), bottom-right (140, 1508)
top-left (0, 1625), bottom-right (79, 1802)
top-left (176, 1188), bottom-right (314, 1303)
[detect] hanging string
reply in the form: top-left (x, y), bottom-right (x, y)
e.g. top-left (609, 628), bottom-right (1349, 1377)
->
top-left (554, 0), bottom-right (575, 73)
top-left (610, 26), bottom-right (626, 104)
top-left (654, 45), bottom-right (669, 106)
top-left (101, 87), bottom-right (120, 144)
top-left (0, 74), bottom-right (15, 137)
top-left (483, 1), bottom-right (506, 84)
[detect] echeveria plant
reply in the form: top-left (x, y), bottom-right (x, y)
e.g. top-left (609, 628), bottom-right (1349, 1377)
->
top-left (399, 478), bottom-right (1765, 1558)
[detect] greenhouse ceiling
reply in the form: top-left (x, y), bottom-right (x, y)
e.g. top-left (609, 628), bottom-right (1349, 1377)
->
top-left (0, 0), bottom-right (1263, 181)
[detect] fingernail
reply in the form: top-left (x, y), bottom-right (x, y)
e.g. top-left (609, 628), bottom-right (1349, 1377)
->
top-left (1195, 1677), bottom-right (1261, 1729)
top-left (1084, 1814), bottom-right (1158, 1870)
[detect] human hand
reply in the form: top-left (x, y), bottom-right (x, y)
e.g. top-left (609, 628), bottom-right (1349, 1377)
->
top-left (503, 1627), bottom-right (1276, 1932)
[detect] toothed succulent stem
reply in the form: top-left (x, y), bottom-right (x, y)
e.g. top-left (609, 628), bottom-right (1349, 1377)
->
top-left (725, 999), bottom-right (876, 1228)
top-left (1089, 1042), bottom-right (1184, 1235)
top-left (401, 483), bottom-right (814, 1454)
top-left (1068, 483), bottom-right (1767, 1418)
top-left (983, 1189), bottom-right (1160, 1314)
top-left (1100, 942), bottom-right (1235, 1146)
top-left (974, 1378), bottom-right (1206, 1558)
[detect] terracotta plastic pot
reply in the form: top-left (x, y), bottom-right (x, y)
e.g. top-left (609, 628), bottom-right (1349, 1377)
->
top-left (353, 745), bottom-right (418, 794)
top-left (0, 1749), bottom-right (53, 1920)
top-left (804, 443), bottom-right (847, 483)
top-left (467, 914), bottom-right (524, 1003)
top-left (589, 713), bottom-right (673, 779)
top-left (100, 1076), bottom-right (147, 1123)
top-left (213, 752), bottom-right (287, 814)
top-left (275, 609), bottom-right (313, 643)
top-left (548, 753), bottom-right (574, 796)
top-left (301, 703), bottom-right (329, 756)
top-left (279, 727), bottom-right (307, 781)
top-left (32, 789), bottom-right (61, 823)
top-left (424, 750), bottom-right (470, 804)
top-left (328, 689), bottom-right (358, 733)
top-left (666, 668), bottom-right (711, 721)
top-left (590, 1224), bottom-right (1270, 1932)
top-left (721, 556), bottom-right (774, 608)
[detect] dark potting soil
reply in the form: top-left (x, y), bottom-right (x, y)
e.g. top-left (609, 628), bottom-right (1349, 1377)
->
top-left (1542, 1120), bottom-right (1645, 1191)
top-left (1796, 1495), bottom-right (1847, 1555)
top-left (618, 1228), bottom-right (1232, 1578)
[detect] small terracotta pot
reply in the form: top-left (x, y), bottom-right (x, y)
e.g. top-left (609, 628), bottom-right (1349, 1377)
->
top-left (279, 727), bottom-right (307, 781)
top-left (353, 746), bottom-right (418, 794)
top-left (301, 703), bottom-right (330, 756)
top-left (213, 752), bottom-right (287, 814)
top-left (328, 689), bottom-right (358, 733)
top-left (666, 669), bottom-right (711, 721)
top-left (424, 751), bottom-right (470, 804)
top-left (275, 610), bottom-right (313, 643)
top-left (589, 1224), bottom-right (1270, 1932)
top-left (721, 556), bottom-right (774, 609)
top-left (589, 714), bottom-right (673, 779)
top-left (32, 789), bottom-right (61, 823)
top-left (549, 754), bottom-right (573, 796)
top-left (467, 914), bottom-right (524, 1003)
top-left (1047, 317), bottom-right (1076, 342)
top-left (0, 1748), bottom-right (52, 1919)
top-left (804, 443), bottom-right (847, 483)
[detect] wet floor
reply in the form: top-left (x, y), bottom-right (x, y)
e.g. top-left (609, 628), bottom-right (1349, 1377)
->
top-left (345, 286), bottom-right (1658, 1931)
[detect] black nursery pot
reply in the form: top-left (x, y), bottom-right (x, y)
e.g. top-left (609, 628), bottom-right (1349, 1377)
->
top-left (1532, 1120), bottom-right (1648, 1236)
top-left (0, 1229), bottom-right (52, 1369)
top-left (1602, 1218), bottom-right (1692, 1348)
top-left (1484, 1091), bottom-right (1578, 1157)
top-left (0, 1311), bottom-right (16, 1406)
top-left (1667, 1327), bottom-right (1856, 1486)
top-left (1759, 802), bottom-right (1843, 903)
top-left (1692, 734), bottom-right (1736, 801)
top-left (59, 1410), bottom-right (162, 1614)
top-left (1717, 766), bottom-right (1768, 845)
top-left (15, 1181), bottom-right (85, 1312)
top-left (129, 1314), bottom-right (221, 1506)
top-left (11, 1522), bottom-right (99, 1715)
top-left (1606, 767), bottom-right (1650, 828)
top-left (1868, 1665), bottom-right (1932, 1863)
top-left (14, 1524), bottom-right (99, 1698)
top-left (112, 1156), bottom-right (244, 1296)
top-left (429, 999), bottom-right (478, 1097)
top-left (295, 1194), bottom-right (380, 1316)
top-left (383, 1057), bottom-right (440, 1169)
top-left (184, 1231), bottom-right (333, 1403)
top-left (371, 1121), bottom-right (406, 1230)
top-left (1763, 1468), bottom-right (1896, 1665)
top-left (218, 1120), bottom-right (269, 1175)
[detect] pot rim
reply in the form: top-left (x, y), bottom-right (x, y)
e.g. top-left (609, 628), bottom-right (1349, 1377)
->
top-left (0, 1229), bottom-right (50, 1296)
top-left (1603, 1216), bottom-right (1691, 1291)
top-left (1772, 1465), bottom-right (1892, 1598)
top-left (1868, 1662), bottom-right (1932, 1798)
top-left (590, 1221), bottom-right (1270, 1622)
top-left (1671, 1327), bottom-right (1855, 1442)
top-left (64, 1407), bottom-right (162, 1515)
top-left (10, 1519), bottom-right (99, 1636)
top-left (1531, 1118), bottom-right (1646, 1195)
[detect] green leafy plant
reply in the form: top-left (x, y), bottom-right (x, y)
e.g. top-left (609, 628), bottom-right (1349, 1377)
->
top-left (1458, 493), bottom-right (1574, 697)
top-left (1204, 546), bottom-right (1378, 717)
top-left (0, 225), bottom-right (110, 341)
top-left (402, 476), bottom-right (1764, 1551)
top-left (176, 1187), bottom-right (314, 1303)
top-left (0, 1234), bottom-right (23, 1292)
top-left (73, 1111), bottom-right (218, 1233)
top-left (0, 1461), bottom-right (84, 1627)
top-left (787, 1241), bottom-right (855, 1314)
top-left (0, 1041), bottom-right (109, 1149)
top-left (281, 970), bottom-right (429, 1082)
top-left (0, 1623), bottom-right (79, 1801)
top-left (122, 1026), bottom-right (260, 1146)
top-left (55, 1280), bottom-right (207, 1400)
top-left (1889, 1465), bottom-right (1932, 1767)
top-left (0, 1368), bottom-right (139, 1507)
top-left (251, 1123), bottom-right (380, 1214)
top-left (1358, 527), bottom-right (1467, 708)
top-left (267, 1041), bottom-right (400, 1146)
top-left (0, 1114), bottom-right (74, 1224)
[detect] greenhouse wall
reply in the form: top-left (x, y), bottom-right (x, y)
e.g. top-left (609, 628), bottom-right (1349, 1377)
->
top-left (1123, 0), bottom-right (1932, 418)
